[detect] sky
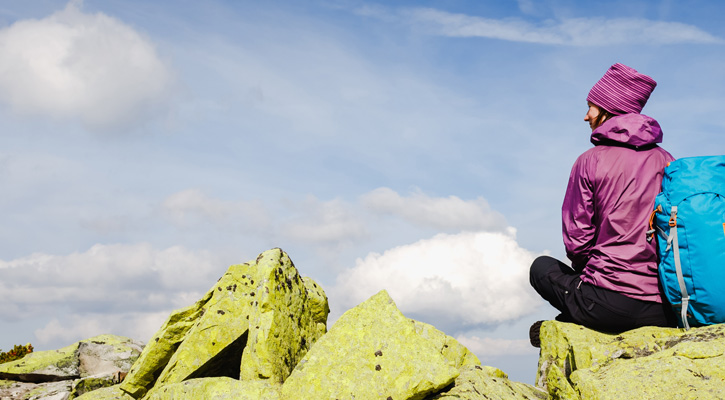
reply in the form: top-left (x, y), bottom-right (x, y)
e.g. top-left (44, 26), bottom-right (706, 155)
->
top-left (0, 0), bottom-right (723, 384)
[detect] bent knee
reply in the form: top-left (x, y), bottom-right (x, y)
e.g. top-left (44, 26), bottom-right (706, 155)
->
top-left (530, 255), bottom-right (556, 276)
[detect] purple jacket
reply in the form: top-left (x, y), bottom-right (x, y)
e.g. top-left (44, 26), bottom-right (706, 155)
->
top-left (562, 113), bottom-right (674, 302)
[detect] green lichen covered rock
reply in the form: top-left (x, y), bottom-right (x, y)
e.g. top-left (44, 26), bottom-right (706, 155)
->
top-left (1, 378), bottom-right (73, 400)
top-left (302, 276), bottom-right (330, 339)
top-left (0, 342), bottom-right (80, 382)
top-left (281, 290), bottom-right (459, 400)
top-left (571, 336), bottom-right (725, 399)
top-left (429, 365), bottom-right (548, 400)
top-left (71, 374), bottom-right (122, 398)
top-left (75, 384), bottom-right (135, 399)
top-left (78, 334), bottom-right (144, 378)
top-left (412, 320), bottom-right (481, 369)
top-left (120, 292), bottom-right (212, 398)
top-left (537, 320), bottom-right (725, 399)
top-left (144, 377), bottom-right (281, 400)
top-left (121, 248), bottom-right (328, 398)
top-left (238, 249), bottom-right (326, 382)
top-left (0, 335), bottom-right (142, 398)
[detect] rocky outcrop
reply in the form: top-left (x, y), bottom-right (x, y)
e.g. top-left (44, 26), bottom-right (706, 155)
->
top-left (0, 248), bottom-right (550, 399)
top-left (281, 290), bottom-right (460, 399)
top-left (0, 334), bottom-right (143, 399)
top-left (115, 248), bottom-right (542, 399)
top-left (430, 365), bottom-right (547, 400)
top-left (537, 320), bottom-right (725, 399)
top-left (144, 377), bottom-right (281, 400)
top-left (119, 248), bottom-right (328, 398)
top-left (280, 289), bottom-right (546, 400)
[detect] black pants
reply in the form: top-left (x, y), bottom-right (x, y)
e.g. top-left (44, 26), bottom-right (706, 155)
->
top-left (530, 255), bottom-right (676, 333)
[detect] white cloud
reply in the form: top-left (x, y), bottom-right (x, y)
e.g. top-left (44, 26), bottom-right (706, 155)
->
top-left (361, 187), bottom-right (508, 232)
top-left (34, 311), bottom-right (169, 346)
top-left (0, 243), bottom-right (219, 319)
top-left (0, 0), bottom-right (173, 131)
top-left (330, 230), bottom-right (541, 331)
top-left (456, 335), bottom-right (536, 358)
top-left (400, 8), bottom-right (723, 45)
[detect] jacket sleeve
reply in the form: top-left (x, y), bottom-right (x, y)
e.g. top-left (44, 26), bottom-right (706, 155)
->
top-left (562, 152), bottom-right (596, 271)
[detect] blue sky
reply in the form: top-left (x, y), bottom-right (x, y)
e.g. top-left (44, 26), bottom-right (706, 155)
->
top-left (1, 0), bottom-right (723, 383)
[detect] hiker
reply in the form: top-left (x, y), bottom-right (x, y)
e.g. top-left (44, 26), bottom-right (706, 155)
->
top-left (529, 63), bottom-right (678, 342)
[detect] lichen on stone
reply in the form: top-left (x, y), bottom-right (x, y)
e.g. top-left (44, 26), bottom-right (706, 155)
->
top-left (144, 377), bottom-right (281, 400)
top-left (429, 365), bottom-right (548, 400)
top-left (537, 321), bottom-right (725, 400)
top-left (121, 248), bottom-right (328, 398)
top-left (281, 290), bottom-right (459, 400)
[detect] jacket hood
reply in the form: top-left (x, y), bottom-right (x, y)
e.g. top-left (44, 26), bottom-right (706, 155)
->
top-left (590, 113), bottom-right (662, 148)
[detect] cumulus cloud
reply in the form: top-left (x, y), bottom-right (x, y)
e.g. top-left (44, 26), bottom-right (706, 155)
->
top-left (0, 243), bottom-right (220, 320)
top-left (330, 230), bottom-right (541, 332)
top-left (366, 6), bottom-right (723, 45)
top-left (361, 187), bottom-right (508, 232)
top-left (0, 0), bottom-right (173, 131)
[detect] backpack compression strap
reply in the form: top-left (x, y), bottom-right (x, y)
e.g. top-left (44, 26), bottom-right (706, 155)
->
top-left (669, 206), bottom-right (691, 330)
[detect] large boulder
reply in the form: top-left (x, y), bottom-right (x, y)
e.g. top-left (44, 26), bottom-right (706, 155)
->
top-left (280, 290), bottom-right (460, 400)
top-left (411, 320), bottom-right (481, 370)
top-left (537, 320), bottom-right (725, 399)
top-left (0, 342), bottom-right (79, 383)
top-left (77, 335), bottom-right (144, 379)
top-left (143, 377), bottom-right (281, 400)
top-left (120, 248), bottom-right (328, 398)
top-left (0, 378), bottom-right (73, 400)
top-left (429, 365), bottom-right (548, 400)
top-left (117, 293), bottom-right (211, 398)
top-left (75, 384), bottom-right (135, 399)
top-left (0, 335), bottom-right (142, 399)
top-left (0, 334), bottom-right (142, 385)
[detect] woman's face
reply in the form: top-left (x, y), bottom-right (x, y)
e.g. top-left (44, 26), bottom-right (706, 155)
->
top-left (584, 102), bottom-right (601, 132)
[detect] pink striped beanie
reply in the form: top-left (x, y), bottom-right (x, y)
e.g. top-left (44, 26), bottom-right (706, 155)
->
top-left (587, 63), bottom-right (657, 115)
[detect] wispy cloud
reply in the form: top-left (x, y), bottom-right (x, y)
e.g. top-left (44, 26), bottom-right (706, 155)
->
top-left (361, 187), bottom-right (508, 232)
top-left (280, 195), bottom-right (369, 245)
top-left (360, 6), bottom-right (723, 46)
top-left (161, 189), bottom-right (271, 231)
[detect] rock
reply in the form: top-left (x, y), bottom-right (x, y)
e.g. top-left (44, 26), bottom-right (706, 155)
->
top-left (0, 342), bottom-right (80, 383)
top-left (238, 249), bottom-right (326, 382)
top-left (71, 374), bottom-right (123, 399)
top-left (280, 290), bottom-right (460, 400)
top-left (537, 320), bottom-right (725, 399)
top-left (0, 335), bottom-right (142, 399)
top-left (429, 365), bottom-right (548, 400)
top-left (411, 320), bottom-right (481, 369)
top-left (1, 378), bottom-right (73, 400)
top-left (120, 248), bottom-right (328, 398)
top-left (75, 384), bottom-right (135, 400)
top-left (0, 334), bottom-right (140, 385)
top-left (118, 293), bottom-right (211, 398)
top-left (143, 377), bottom-right (281, 400)
top-left (78, 334), bottom-right (144, 378)
top-left (302, 276), bottom-right (330, 339)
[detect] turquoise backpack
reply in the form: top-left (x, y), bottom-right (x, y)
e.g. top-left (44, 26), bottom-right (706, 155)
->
top-left (651, 155), bottom-right (725, 329)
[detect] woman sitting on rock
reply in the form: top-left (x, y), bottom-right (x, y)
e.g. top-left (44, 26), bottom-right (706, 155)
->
top-left (529, 63), bottom-right (677, 344)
